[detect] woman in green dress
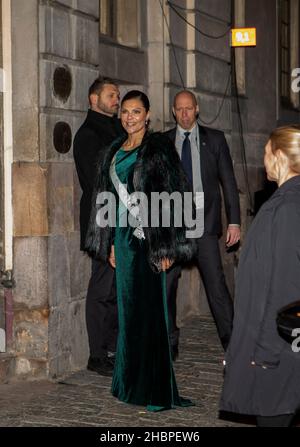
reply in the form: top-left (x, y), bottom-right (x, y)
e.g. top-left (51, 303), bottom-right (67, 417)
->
top-left (86, 90), bottom-right (196, 411)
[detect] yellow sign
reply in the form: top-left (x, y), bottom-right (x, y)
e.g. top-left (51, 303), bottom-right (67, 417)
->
top-left (231, 28), bottom-right (256, 47)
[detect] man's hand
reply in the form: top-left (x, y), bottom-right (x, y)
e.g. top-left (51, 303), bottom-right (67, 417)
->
top-left (161, 258), bottom-right (174, 271)
top-left (108, 245), bottom-right (116, 268)
top-left (226, 225), bottom-right (241, 247)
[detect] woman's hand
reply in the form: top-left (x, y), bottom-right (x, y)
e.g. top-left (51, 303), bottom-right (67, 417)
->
top-left (161, 258), bottom-right (174, 271)
top-left (108, 245), bottom-right (116, 268)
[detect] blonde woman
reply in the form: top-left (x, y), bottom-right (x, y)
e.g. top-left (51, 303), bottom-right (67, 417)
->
top-left (220, 125), bottom-right (300, 427)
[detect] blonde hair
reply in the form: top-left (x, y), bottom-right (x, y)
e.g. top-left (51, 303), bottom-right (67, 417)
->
top-left (269, 124), bottom-right (300, 174)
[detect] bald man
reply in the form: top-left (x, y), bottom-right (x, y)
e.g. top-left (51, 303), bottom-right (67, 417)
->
top-left (165, 90), bottom-right (241, 359)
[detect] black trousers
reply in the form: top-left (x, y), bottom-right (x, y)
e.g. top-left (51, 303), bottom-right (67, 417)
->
top-left (86, 259), bottom-right (118, 359)
top-left (166, 234), bottom-right (234, 350)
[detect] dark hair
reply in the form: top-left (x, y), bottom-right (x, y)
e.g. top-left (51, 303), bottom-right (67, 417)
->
top-left (121, 90), bottom-right (150, 112)
top-left (88, 76), bottom-right (118, 97)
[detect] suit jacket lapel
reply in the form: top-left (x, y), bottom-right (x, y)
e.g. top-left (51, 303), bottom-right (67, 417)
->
top-left (168, 127), bottom-right (177, 144)
top-left (198, 124), bottom-right (209, 186)
top-left (198, 124), bottom-right (209, 149)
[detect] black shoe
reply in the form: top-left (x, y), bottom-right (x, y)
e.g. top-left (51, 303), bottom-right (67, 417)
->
top-left (87, 356), bottom-right (114, 377)
top-left (171, 345), bottom-right (179, 361)
top-left (107, 351), bottom-right (116, 360)
top-left (106, 352), bottom-right (116, 367)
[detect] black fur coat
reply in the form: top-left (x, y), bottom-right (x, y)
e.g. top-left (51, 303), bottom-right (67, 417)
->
top-left (85, 131), bottom-right (197, 267)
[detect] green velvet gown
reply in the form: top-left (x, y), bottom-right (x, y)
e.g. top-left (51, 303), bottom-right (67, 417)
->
top-left (111, 146), bottom-right (193, 411)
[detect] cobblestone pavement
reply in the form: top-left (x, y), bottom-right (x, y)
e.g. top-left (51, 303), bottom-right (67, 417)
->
top-left (0, 317), bottom-right (254, 428)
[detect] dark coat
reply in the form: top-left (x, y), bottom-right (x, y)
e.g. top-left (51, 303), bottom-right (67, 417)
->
top-left (73, 109), bottom-right (123, 250)
top-left (164, 125), bottom-right (240, 235)
top-left (85, 132), bottom-right (197, 267)
top-left (220, 175), bottom-right (300, 416)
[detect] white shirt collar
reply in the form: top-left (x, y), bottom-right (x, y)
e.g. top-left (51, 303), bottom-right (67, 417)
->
top-left (177, 123), bottom-right (197, 138)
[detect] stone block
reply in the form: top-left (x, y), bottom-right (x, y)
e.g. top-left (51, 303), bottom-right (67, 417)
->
top-left (13, 237), bottom-right (48, 308)
top-left (73, 165), bottom-right (81, 232)
top-left (76, 0), bottom-right (99, 17)
top-left (15, 357), bottom-right (48, 379)
top-left (74, 15), bottom-right (99, 65)
top-left (0, 355), bottom-right (14, 383)
top-left (49, 352), bottom-right (71, 379)
top-left (195, 0), bottom-right (231, 22)
top-left (41, 59), bottom-right (83, 110)
top-left (195, 14), bottom-right (231, 62)
top-left (195, 53), bottom-right (231, 96)
top-left (14, 320), bottom-right (48, 359)
top-left (164, 85), bottom-right (181, 124)
top-left (47, 162), bottom-right (74, 234)
top-left (40, 6), bottom-right (73, 58)
top-left (67, 232), bottom-right (90, 298)
top-left (48, 306), bottom-right (60, 364)
top-left (41, 6), bottom-right (98, 64)
top-left (68, 300), bottom-right (89, 369)
top-left (48, 235), bottom-right (71, 307)
top-left (243, 133), bottom-right (268, 166)
top-left (169, 5), bottom-right (187, 48)
top-left (52, 304), bottom-right (71, 356)
top-left (14, 308), bottom-right (50, 325)
top-left (13, 163), bottom-right (48, 237)
top-left (0, 329), bottom-right (5, 353)
top-left (73, 66), bottom-right (98, 109)
top-left (169, 46), bottom-right (187, 88)
top-left (56, 0), bottom-right (74, 8)
top-left (12, 0), bottom-right (39, 161)
top-left (0, 291), bottom-right (5, 334)
top-left (39, 4), bottom-right (52, 53)
top-left (196, 90), bottom-right (232, 132)
top-left (234, 163), bottom-right (263, 198)
top-left (98, 43), bottom-right (118, 79)
top-left (39, 112), bottom-right (80, 162)
top-left (147, 0), bottom-right (164, 44)
top-left (116, 47), bottom-right (147, 85)
top-left (73, 113), bottom-right (89, 139)
top-left (177, 266), bottom-right (207, 325)
top-left (48, 299), bottom-right (88, 378)
top-left (148, 42), bottom-right (165, 84)
top-left (52, 7), bottom-right (73, 59)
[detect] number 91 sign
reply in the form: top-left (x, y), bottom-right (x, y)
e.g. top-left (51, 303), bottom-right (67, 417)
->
top-left (231, 28), bottom-right (256, 47)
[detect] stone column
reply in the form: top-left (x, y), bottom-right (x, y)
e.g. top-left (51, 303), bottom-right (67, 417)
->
top-left (147, 0), bottom-right (165, 130)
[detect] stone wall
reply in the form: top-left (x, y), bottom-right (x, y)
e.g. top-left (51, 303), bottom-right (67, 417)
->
top-left (9, 0), bottom-right (149, 380)
top-left (11, 0), bottom-right (100, 379)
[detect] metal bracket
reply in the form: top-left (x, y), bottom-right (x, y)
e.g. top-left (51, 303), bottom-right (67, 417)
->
top-left (0, 270), bottom-right (15, 289)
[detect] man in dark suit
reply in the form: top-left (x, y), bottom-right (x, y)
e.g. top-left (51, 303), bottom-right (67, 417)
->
top-left (73, 77), bottom-right (123, 376)
top-left (165, 90), bottom-right (241, 358)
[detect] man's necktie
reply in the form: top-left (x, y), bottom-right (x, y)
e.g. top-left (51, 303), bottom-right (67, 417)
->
top-left (181, 131), bottom-right (193, 187)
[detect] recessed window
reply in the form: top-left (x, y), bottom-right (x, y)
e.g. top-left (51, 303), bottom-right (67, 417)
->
top-left (53, 122), bottom-right (72, 154)
top-left (53, 66), bottom-right (72, 103)
top-left (99, 0), bottom-right (114, 37)
top-left (99, 0), bottom-right (139, 48)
